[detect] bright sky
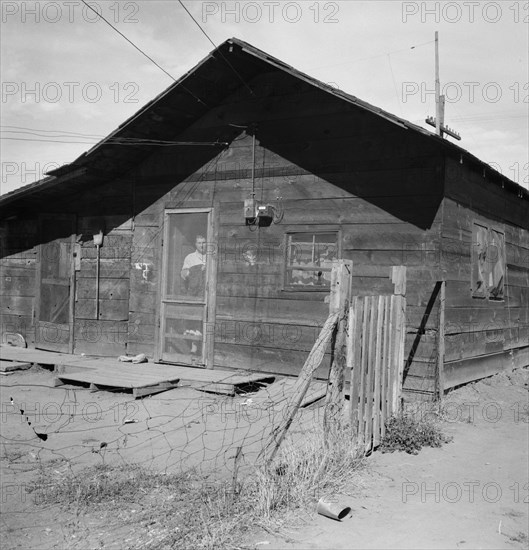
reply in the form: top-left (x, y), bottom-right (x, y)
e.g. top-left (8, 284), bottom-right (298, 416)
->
top-left (1, 0), bottom-right (528, 195)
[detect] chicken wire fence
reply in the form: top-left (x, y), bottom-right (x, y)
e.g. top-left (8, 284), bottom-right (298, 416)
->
top-left (1, 370), bottom-right (327, 484)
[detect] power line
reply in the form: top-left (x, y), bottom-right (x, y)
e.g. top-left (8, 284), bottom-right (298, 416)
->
top-left (177, 0), bottom-right (217, 51)
top-left (0, 134), bottom-right (228, 147)
top-left (308, 40), bottom-right (435, 72)
top-left (79, 0), bottom-right (208, 107)
top-left (80, 0), bottom-right (176, 83)
top-left (387, 54), bottom-right (403, 117)
top-left (177, 0), bottom-right (254, 96)
top-left (0, 125), bottom-right (103, 138)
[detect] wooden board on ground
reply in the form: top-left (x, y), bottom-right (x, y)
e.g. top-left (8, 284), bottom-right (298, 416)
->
top-left (180, 369), bottom-right (274, 396)
top-left (54, 361), bottom-right (273, 398)
top-left (0, 360), bottom-right (32, 373)
top-left (251, 378), bottom-right (327, 410)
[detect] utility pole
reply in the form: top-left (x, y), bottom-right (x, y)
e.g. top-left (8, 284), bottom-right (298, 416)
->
top-left (435, 31), bottom-right (443, 136)
top-left (426, 32), bottom-right (461, 141)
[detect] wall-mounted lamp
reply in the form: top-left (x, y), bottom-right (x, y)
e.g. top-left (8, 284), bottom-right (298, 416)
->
top-left (93, 230), bottom-right (104, 247)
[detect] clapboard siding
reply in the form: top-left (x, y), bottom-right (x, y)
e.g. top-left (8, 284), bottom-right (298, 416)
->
top-left (70, 215), bottom-right (133, 354)
top-left (0, 217), bottom-right (38, 344)
top-left (441, 193), bottom-right (529, 387)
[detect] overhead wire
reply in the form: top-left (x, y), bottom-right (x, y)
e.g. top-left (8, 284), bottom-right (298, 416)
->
top-left (387, 53), bottom-right (403, 117)
top-left (79, 0), bottom-right (208, 107)
top-left (0, 125), bottom-right (103, 139)
top-left (0, 136), bottom-right (227, 146)
top-left (80, 0), bottom-right (176, 82)
top-left (0, 127), bottom-right (228, 146)
top-left (177, 0), bottom-right (254, 96)
top-left (308, 40), bottom-right (435, 71)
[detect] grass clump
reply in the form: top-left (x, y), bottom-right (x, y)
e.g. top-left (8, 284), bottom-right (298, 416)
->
top-left (27, 425), bottom-right (365, 549)
top-left (249, 425), bottom-right (364, 520)
top-left (27, 463), bottom-right (188, 507)
top-left (379, 412), bottom-right (453, 455)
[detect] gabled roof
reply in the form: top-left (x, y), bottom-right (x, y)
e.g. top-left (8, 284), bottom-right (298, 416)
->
top-left (1, 37), bottom-right (527, 208)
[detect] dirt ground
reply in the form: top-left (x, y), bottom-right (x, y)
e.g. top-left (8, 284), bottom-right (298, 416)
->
top-left (1, 365), bottom-right (528, 550)
top-left (249, 368), bottom-right (529, 550)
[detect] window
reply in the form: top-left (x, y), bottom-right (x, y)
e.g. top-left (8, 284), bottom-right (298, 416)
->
top-left (285, 232), bottom-right (339, 288)
top-left (471, 222), bottom-right (505, 300)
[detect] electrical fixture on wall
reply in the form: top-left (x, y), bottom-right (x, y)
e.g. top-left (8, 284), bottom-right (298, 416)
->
top-left (237, 121), bottom-right (284, 228)
top-left (244, 198), bottom-right (279, 227)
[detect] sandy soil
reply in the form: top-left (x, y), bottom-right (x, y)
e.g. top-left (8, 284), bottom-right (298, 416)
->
top-left (1, 366), bottom-right (527, 550)
top-left (248, 369), bottom-right (529, 550)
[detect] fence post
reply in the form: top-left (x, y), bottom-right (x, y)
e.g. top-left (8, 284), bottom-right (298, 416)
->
top-left (324, 260), bottom-right (353, 439)
top-left (391, 266), bottom-right (407, 412)
top-left (437, 281), bottom-right (446, 399)
top-left (261, 311), bottom-right (339, 465)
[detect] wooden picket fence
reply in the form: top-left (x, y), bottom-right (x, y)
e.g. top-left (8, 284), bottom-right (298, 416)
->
top-left (261, 263), bottom-right (407, 464)
top-left (348, 293), bottom-right (406, 453)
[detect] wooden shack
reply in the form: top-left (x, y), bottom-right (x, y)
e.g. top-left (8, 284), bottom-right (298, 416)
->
top-left (1, 38), bottom-right (527, 400)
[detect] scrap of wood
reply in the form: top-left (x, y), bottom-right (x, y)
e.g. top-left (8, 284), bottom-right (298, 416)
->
top-left (252, 378), bottom-right (327, 410)
top-left (260, 311), bottom-right (339, 464)
top-left (191, 381), bottom-right (236, 396)
top-left (0, 360), bottom-right (31, 373)
top-left (132, 380), bottom-right (180, 398)
top-left (391, 266), bottom-right (407, 296)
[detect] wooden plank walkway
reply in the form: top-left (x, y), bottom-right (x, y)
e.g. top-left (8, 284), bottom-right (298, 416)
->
top-left (0, 346), bottom-right (274, 398)
top-left (0, 346), bottom-right (90, 366)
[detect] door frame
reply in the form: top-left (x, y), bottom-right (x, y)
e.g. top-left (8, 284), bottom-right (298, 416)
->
top-left (34, 213), bottom-right (76, 353)
top-left (154, 207), bottom-right (217, 368)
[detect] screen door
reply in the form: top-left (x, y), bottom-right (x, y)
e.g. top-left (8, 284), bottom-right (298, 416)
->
top-left (159, 210), bottom-right (211, 365)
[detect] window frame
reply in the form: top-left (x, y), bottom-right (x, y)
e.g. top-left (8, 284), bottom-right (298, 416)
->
top-left (282, 229), bottom-right (341, 291)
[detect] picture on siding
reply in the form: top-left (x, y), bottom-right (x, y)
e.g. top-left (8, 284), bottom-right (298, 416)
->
top-left (471, 222), bottom-right (505, 300)
top-left (488, 229), bottom-right (505, 300)
top-left (472, 223), bottom-right (488, 298)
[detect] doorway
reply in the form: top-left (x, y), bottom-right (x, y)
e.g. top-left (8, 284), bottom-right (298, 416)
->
top-left (159, 209), bottom-right (214, 366)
